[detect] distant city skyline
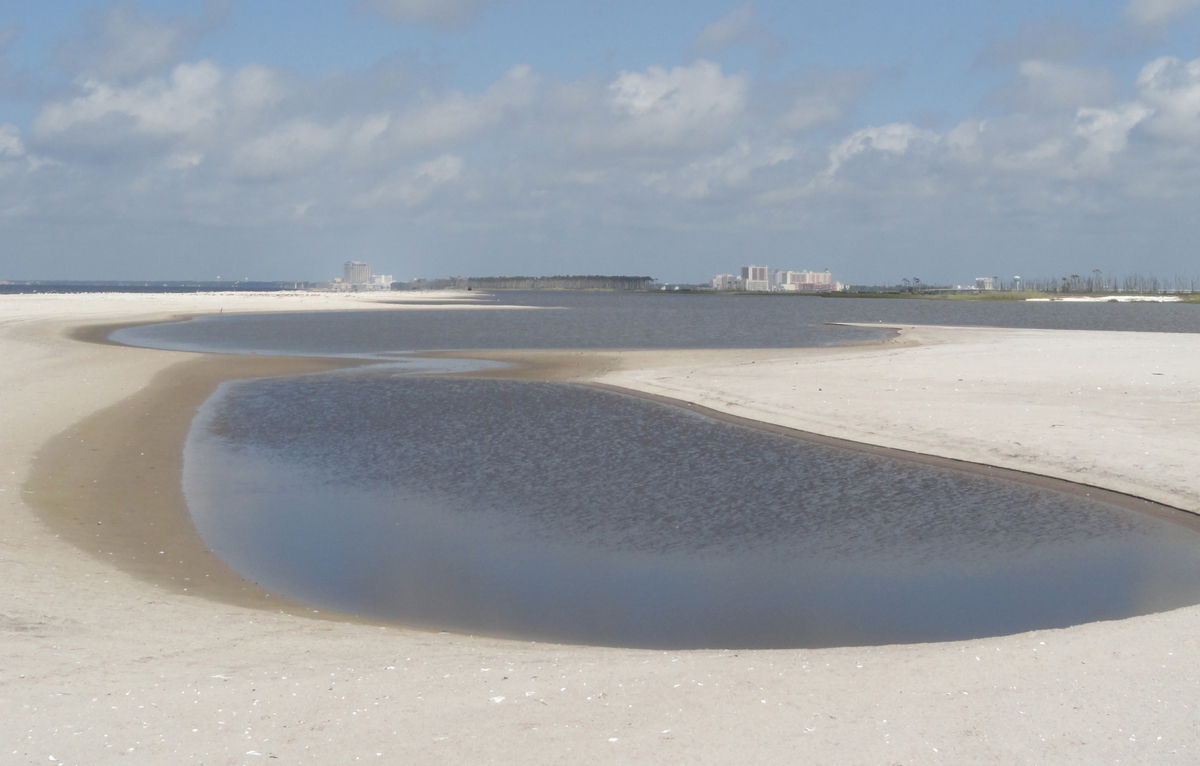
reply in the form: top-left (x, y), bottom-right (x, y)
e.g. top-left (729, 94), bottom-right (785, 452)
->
top-left (3, 1), bottom-right (1200, 284)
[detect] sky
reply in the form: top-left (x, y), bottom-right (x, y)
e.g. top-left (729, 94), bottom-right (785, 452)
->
top-left (2, 1), bottom-right (1200, 284)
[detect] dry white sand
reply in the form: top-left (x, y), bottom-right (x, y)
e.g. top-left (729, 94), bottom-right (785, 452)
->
top-left (4, 295), bottom-right (1200, 765)
top-left (601, 324), bottom-right (1200, 513)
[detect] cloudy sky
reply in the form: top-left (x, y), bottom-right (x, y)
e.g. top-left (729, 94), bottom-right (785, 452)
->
top-left (2, 1), bottom-right (1200, 284)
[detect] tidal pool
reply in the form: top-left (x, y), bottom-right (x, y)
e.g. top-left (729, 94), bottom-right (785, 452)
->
top-left (183, 371), bottom-right (1200, 649)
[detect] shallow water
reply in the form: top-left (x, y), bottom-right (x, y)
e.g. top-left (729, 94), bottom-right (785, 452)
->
top-left (112, 291), bottom-right (1200, 359)
top-left (184, 372), bottom-right (1200, 649)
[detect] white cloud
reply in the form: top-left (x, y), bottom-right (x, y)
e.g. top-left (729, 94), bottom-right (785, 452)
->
top-left (381, 65), bottom-right (536, 152)
top-left (354, 0), bottom-right (495, 30)
top-left (827, 123), bottom-right (939, 176)
top-left (34, 61), bottom-right (223, 141)
top-left (415, 153), bottom-right (464, 183)
top-left (607, 61), bottom-right (746, 149)
top-left (648, 140), bottom-right (794, 199)
top-left (0, 123), bottom-right (24, 157)
top-left (357, 154), bottom-right (465, 208)
top-left (14, 7), bottom-right (1200, 284)
top-left (232, 120), bottom-right (344, 180)
top-left (1136, 56), bottom-right (1200, 139)
top-left (228, 65), bottom-right (287, 111)
top-left (163, 151), bottom-right (203, 170)
top-left (1074, 104), bottom-right (1153, 172)
top-left (1126, 0), bottom-right (1200, 25)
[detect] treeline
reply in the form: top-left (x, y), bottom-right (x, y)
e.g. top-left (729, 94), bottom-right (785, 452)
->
top-left (467, 275), bottom-right (656, 290)
top-left (392, 278), bottom-right (463, 291)
top-left (995, 271), bottom-right (1200, 294)
top-left (392, 275), bottom-right (656, 291)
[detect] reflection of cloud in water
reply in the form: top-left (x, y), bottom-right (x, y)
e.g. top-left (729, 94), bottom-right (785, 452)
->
top-left (183, 373), bottom-right (1200, 649)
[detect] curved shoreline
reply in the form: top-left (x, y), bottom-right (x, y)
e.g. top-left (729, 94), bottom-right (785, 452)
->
top-left (26, 351), bottom-right (376, 619)
top-left (25, 319), bottom-right (1200, 624)
top-left (581, 381), bottom-right (1200, 532)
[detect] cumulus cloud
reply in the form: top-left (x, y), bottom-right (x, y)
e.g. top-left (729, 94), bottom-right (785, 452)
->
top-left (353, 0), bottom-right (495, 30)
top-left (1126, 0), bottom-right (1200, 25)
top-left (381, 64), bottom-right (536, 152)
top-left (826, 123), bottom-right (939, 176)
top-left (34, 61), bottom-right (224, 148)
top-left (691, 3), bottom-right (784, 63)
top-left (0, 123), bottom-right (52, 176)
top-left (646, 140), bottom-right (795, 199)
top-left (1137, 56), bottom-right (1200, 139)
top-left (232, 120), bottom-right (343, 180)
top-left (1073, 104), bottom-right (1152, 173)
top-left (606, 61), bottom-right (747, 149)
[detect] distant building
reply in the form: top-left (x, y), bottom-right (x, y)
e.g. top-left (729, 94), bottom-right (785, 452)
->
top-left (370, 274), bottom-right (394, 288)
top-left (344, 261), bottom-right (372, 285)
top-left (711, 273), bottom-right (738, 290)
top-left (784, 270), bottom-right (835, 291)
top-left (710, 265), bottom-right (844, 292)
top-left (975, 277), bottom-right (996, 291)
top-left (741, 265), bottom-right (770, 292)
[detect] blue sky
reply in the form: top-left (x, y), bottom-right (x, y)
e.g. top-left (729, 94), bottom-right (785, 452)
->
top-left (2, 1), bottom-right (1200, 283)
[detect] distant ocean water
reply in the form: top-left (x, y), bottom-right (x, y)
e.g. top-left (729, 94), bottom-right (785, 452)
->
top-left (122, 291), bottom-right (1200, 648)
top-left (113, 290), bottom-right (1200, 358)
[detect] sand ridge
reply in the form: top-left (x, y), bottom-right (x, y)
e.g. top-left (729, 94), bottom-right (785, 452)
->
top-left (4, 293), bottom-right (1200, 764)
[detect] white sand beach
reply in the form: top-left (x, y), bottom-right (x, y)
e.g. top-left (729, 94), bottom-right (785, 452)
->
top-left (4, 293), bottom-right (1200, 765)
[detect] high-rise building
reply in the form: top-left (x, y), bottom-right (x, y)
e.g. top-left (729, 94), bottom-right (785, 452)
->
top-left (344, 261), bottom-right (371, 284)
top-left (787, 270), bottom-right (834, 291)
top-left (741, 265), bottom-right (770, 292)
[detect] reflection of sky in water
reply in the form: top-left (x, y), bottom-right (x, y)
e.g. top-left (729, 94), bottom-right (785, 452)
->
top-left (114, 290), bottom-right (1200, 360)
top-left (184, 373), bottom-right (1200, 649)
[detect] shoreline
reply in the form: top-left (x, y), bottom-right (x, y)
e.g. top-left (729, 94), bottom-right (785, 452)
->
top-left (27, 322), bottom-right (1200, 625)
top-left (7, 293), bottom-right (1200, 764)
top-left (26, 351), bottom-right (377, 618)
top-left (20, 334), bottom-right (922, 620)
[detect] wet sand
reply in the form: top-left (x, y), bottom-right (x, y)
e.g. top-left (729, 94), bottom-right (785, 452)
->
top-left (5, 293), bottom-right (1200, 764)
top-left (28, 353), bottom-right (366, 614)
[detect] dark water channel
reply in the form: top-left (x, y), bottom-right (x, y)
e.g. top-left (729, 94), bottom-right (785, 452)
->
top-left (184, 371), bottom-right (1200, 649)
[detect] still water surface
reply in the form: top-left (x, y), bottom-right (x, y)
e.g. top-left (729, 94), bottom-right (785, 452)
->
top-left (185, 372), bottom-right (1200, 649)
top-left (114, 291), bottom-right (1200, 358)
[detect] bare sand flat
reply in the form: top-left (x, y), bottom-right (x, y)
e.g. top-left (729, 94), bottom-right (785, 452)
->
top-left (598, 324), bottom-right (1200, 513)
top-left (4, 295), bottom-right (1200, 764)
